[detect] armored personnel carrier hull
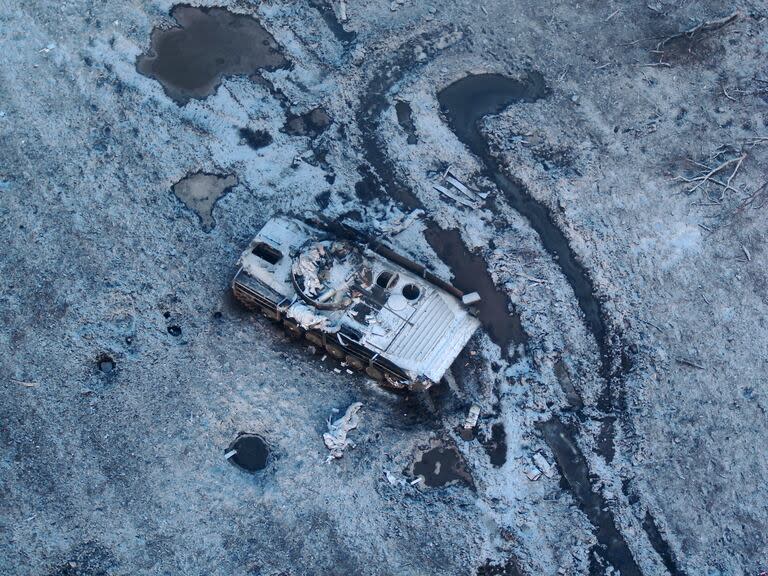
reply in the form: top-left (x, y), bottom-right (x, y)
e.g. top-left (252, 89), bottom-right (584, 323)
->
top-left (232, 216), bottom-right (480, 390)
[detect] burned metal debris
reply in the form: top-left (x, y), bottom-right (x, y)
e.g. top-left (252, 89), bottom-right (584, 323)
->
top-left (232, 216), bottom-right (480, 390)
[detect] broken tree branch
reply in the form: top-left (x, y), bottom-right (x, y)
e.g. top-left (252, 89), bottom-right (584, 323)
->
top-left (656, 11), bottom-right (740, 50)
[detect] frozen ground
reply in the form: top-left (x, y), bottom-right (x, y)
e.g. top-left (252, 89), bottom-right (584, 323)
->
top-left (1, 0), bottom-right (767, 575)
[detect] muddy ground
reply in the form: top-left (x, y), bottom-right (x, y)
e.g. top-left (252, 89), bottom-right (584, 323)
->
top-left (1, 1), bottom-right (767, 575)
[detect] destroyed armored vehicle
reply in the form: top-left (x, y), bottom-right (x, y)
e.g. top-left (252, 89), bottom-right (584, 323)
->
top-left (232, 216), bottom-right (481, 390)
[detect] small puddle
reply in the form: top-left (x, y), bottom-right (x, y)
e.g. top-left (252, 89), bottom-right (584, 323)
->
top-left (411, 442), bottom-right (473, 488)
top-left (136, 5), bottom-right (288, 105)
top-left (283, 107), bottom-right (332, 138)
top-left (226, 433), bottom-right (270, 472)
top-left (395, 100), bottom-right (417, 144)
top-left (424, 227), bottom-right (526, 356)
top-left (171, 171), bottom-right (238, 232)
top-left (536, 418), bottom-right (641, 576)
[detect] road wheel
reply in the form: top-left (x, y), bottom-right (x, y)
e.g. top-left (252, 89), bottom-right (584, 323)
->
top-left (365, 365), bottom-right (384, 381)
top-left (325, 342), bottom-right (345, 359)
top-left (345, 355), bottom-right (365, 371)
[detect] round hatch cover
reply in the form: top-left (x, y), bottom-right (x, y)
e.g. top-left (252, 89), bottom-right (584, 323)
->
top-left (388, 294), bottom-right (407, 311)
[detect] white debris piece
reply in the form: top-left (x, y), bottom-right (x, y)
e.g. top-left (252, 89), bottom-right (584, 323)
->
top-left (292, 245), bottom-right (324, 296)
top-left (462, 292), bottom-right (482, 305)
top-left (380, 209), bottom-right (424, 236)
top-left (463, 404), bottom-right (481, 430)
top-left (533, 452), bottom-right (555, 478)
top-left (323, 402), bottom-right (363, 461)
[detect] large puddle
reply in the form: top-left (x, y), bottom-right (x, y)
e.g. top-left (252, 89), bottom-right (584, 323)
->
top-left (172, 171), bottom-right (238, 232)
top-left (424, 228), bottom-right (526, 355)
top-left (137, 5), bottom-right (288, 104)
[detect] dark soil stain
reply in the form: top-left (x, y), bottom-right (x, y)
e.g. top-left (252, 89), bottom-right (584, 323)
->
top-left (226, 433), bottom-right (270, 472)
top-left (239, 127), bottom-right (273, 150)
top-left (424, 227), bottom-right (526, 355)
top-left (47, 542), bottom-right (116, 576)
top-left (642, 511), bottom-right (685, 576)
top-left (480, 422), bottom-right (507, 467)
top-left (308, 0), bottom-right (357, 45)
top-left (395, 100), bottom-right (418, 144)
top-left (283, 107), bottom-right (332, 138)
top-left (136, 5), bottom-right (288, 105)
top-left (477, 558), bottom-right (524, 576)
top-left (536, 418), bottom-right (641, 576)
top-left (411, 442), bottom-right (473, 488)
top-left (172, 171), bottom-right (238, 232)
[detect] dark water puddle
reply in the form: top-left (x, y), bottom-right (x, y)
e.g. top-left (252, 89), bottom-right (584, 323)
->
top-left (425, 227), bottom-right (526, 355)
top-left (226, 433), bottom-right (270, 472)
top-left (536, 418), bottom-right (641, 576)
top-left (283, 107), bottom-right (332, 138)
top-left (438, 73), bottom-right (619, 459)
top-left (412, 443), bottom-right (473, 488)
top-left (239, 127), bottom-right (273, 150)
top-left (481, 422), bottom-right (507, 467)
top-left (395, 100), bottom-right (418, 144)
top-left (136, 5), bottom-right (288, 105)
top-left (642, 512), bottom-right (685, 576)
top-left (172, 171), bottom-right (238, 232)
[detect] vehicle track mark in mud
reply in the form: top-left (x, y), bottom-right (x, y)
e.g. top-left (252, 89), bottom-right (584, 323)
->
top-left (355, 32), bottom-right (528, 354)
top-left (642, 511), bottom-right (685, 576)
top-left (352, 36), bottom-right (648, 576)
top-left (437, 73), bottom-right (621, 460)
top-left (537, 418), bottom-right (642, 576)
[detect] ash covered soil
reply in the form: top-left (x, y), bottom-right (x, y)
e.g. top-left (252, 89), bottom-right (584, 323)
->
top-left (1, 1), bottom-right (767, 575)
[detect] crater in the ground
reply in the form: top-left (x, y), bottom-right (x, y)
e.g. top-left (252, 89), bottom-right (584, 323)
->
top-left (226, 433), bottom-right (270, 472)
top-left (171, 171), bottom-right (238, 232)
top-left (96, 353), bottom-right (116, 374)
top-left (136, 5), bottom-right (288, 105)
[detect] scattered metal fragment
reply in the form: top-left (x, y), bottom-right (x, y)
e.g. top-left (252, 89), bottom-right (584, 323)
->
top-left (462, 291), bottom-right (481, 305)
top-left (323, 402), bottom-right (363, 461)
top-left (533, 452), bottom-right (555, 478)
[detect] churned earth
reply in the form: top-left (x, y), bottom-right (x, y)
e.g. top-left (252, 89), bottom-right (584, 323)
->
top-left (1, 1), bottom-right (767, 575)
